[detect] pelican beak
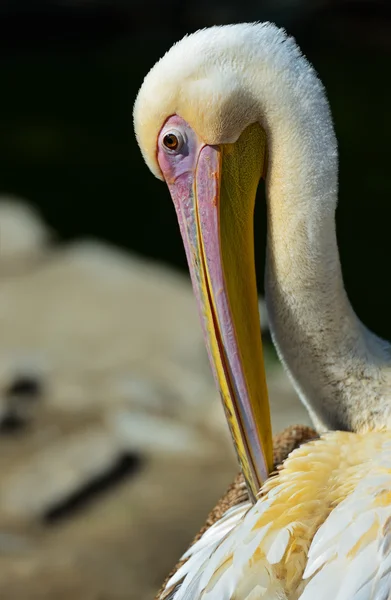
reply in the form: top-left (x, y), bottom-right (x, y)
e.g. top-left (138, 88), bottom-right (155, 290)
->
top-left (165, 123), bottom-right (272, 499)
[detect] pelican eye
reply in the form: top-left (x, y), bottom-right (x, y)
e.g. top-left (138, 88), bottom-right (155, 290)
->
top-left (162, 130), bottom-right (183, 153)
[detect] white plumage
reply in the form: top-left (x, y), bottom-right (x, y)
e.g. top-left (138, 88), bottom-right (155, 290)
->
top-left (134, 21), bottom-right (391, 600)
top-left (163, 433), bottom-right (391, 599)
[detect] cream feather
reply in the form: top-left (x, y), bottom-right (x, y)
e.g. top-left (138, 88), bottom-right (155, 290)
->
top-left (162, 433), bottom-right (391, 599)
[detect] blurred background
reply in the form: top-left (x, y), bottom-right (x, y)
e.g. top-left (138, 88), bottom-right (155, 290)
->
top-left (0, 0), bottom-right (389, 598)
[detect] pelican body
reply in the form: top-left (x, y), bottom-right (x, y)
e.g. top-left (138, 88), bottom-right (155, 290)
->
top-left (134, 22), bottom-right (391, 599)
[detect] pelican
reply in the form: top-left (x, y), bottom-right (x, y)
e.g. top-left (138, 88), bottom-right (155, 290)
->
top-left (134, 22), bottom-right (391, 599)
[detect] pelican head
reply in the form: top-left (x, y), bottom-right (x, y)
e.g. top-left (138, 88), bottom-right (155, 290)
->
top-left (134, 23), bottom-right (334, 497)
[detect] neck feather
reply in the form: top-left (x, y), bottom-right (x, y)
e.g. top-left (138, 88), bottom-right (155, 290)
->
top-left (257, 56), bottom-right (391, 432)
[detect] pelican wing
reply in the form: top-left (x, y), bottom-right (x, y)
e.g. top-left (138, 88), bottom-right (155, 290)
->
top-left (300, 441), bottom-right (391, 600)
top-left (162, 432), bottom-right (391, 600)
top-left (162, 502), bottom-right (251, 599)
top-left (162, 434), bottom-right (334, 599)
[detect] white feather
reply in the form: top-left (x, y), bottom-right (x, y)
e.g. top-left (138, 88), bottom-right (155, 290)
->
top-left (164, 502), bottom-right (249, 598)
top-left (161, 433), bottom-right (391, 599)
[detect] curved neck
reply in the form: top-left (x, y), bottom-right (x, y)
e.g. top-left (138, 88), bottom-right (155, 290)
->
top-left (261, 73), bottom-right (391, 433)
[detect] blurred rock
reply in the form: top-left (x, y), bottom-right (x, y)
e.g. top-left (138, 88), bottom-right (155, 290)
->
top-left (0, 197), bottom-right (51, 276)
top-left (0, 231), bottom-right (270, 443)
top-left (0, 239), bottom-right (227, 439)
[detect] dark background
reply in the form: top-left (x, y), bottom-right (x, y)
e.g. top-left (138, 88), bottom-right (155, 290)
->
top-left (0, 0), bottom-right (390, 336)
